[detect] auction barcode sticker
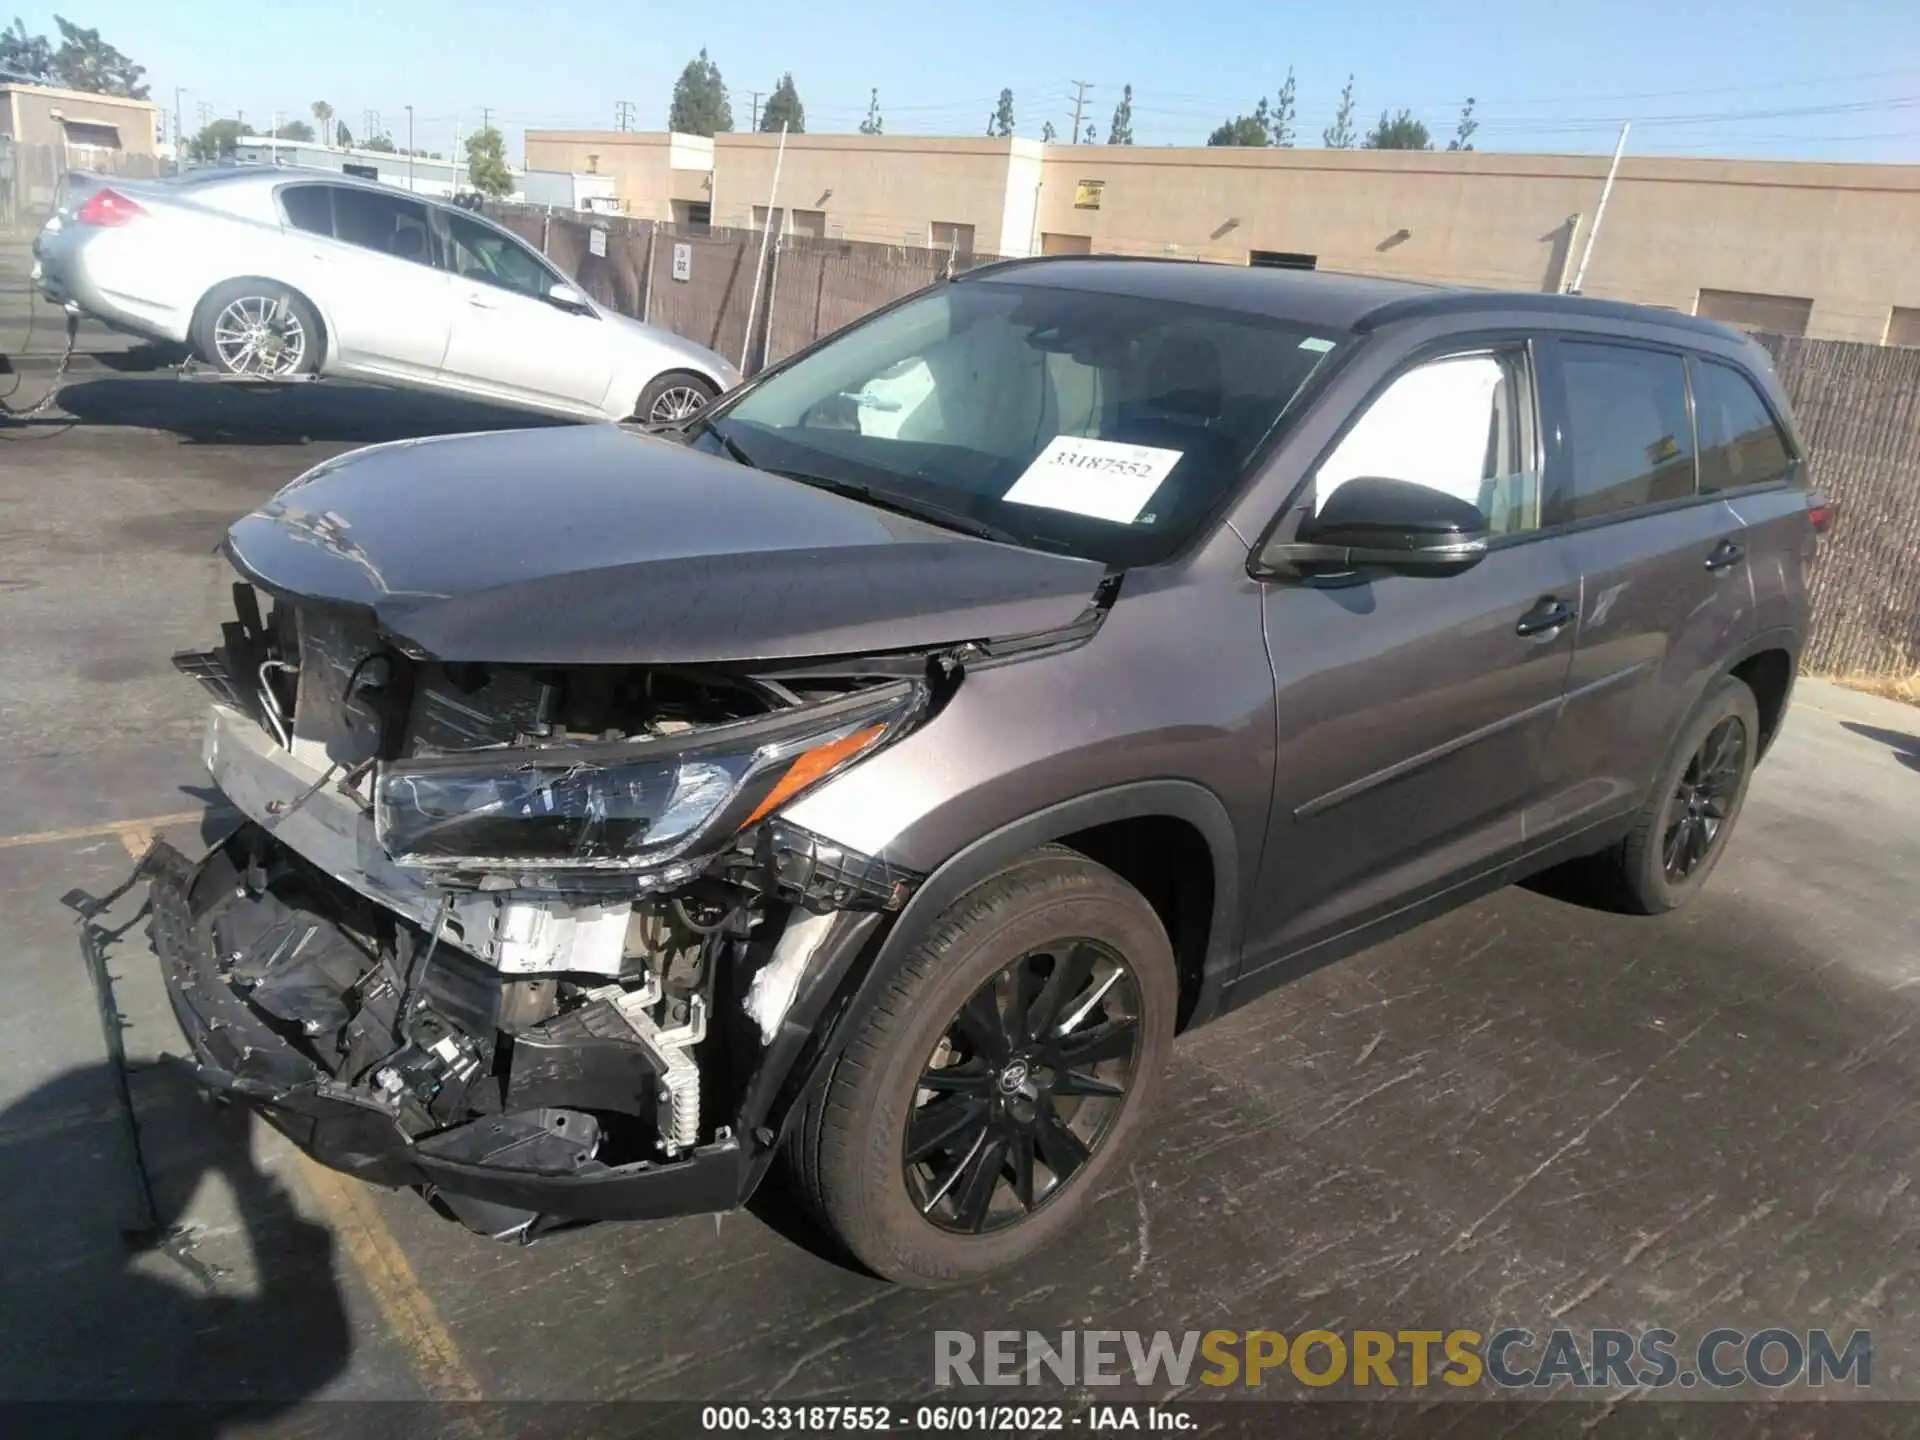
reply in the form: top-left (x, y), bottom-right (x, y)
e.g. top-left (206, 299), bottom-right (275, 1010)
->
top-left (1002, 435), bottom-right (1184, 524)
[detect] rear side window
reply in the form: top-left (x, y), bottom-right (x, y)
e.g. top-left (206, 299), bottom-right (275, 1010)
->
top-left (279, 185), bottom-right (333, 237)
top-left (1552, 342), bottom-right (1695, 522)
top-left (332, 188), bottom-right (435, 266)
top-left (1693, 359), bottom-right (1795, 493)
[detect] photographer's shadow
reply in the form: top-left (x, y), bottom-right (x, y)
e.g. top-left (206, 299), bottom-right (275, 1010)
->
top-left (0, 1055), bottom-right (352, 1427)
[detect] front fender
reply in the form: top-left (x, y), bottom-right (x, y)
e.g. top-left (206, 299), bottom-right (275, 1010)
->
top-left (742, 779), bottom-right (1242, 1198)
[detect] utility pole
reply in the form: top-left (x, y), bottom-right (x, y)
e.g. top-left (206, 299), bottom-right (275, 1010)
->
top-left (1568, 122), bottom-right (1630, 295)
top-left (749, 91), bottom-right (761, 130)
top-left (270, 109), bottom-right (279, 164)
top-left (196, 100), bottom-right (212, 127)
top-left (741, 122), bottom-right (788, 371)
top-left (405, 105), bottom-right (415, 191)
top-left (481, 106), bottom-right (490, 136)
top-left (615, 100), bottom-right (635, 131)
top-left (364, 109), bottom-right (380, 145)
top-left (172, 88), bottom-right (185, 160)
top-left (1068, 80), bottom-right (1090, 146)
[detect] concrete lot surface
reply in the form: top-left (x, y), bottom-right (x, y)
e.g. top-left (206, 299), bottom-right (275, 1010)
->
top-left (3, 263), bottom-right (1919, 1433)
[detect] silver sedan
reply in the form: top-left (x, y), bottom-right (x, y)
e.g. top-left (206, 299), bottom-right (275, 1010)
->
top-left (33, 167), bottom-right (738, 423)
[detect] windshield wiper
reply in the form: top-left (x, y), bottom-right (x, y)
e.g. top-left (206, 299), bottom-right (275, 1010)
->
top-left (704, 423), bottom-right (758, 470)
top-left (646, 409), bottom-right (758, 468)
top-left (776, 472), bottom-right (1024, 547)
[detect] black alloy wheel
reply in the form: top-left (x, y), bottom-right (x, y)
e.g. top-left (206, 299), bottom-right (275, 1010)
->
top-left (904, 940), bottom-right (1141, 1235)
top-left (783, 847), bottom-right (1176, 1286)
top-left (1662, 716), bottom-right (1749, 882)
top-left (1553, 674), bottom-right (1762, 915)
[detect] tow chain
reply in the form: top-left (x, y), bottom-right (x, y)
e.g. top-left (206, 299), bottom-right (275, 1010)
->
top-left (0, 310), bottom-right (80, 420)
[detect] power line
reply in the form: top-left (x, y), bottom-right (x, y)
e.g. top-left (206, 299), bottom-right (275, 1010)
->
top-left (1073, 65), bottom-right (1920, 115)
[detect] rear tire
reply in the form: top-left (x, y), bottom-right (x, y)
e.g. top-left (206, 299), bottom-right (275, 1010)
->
top-left (192, 281), bottom-right (323, 377)
top-left (1564, 676), bottom-right (1761, 915)
top-left (636, 370), bottom-right (717, 425)
top-left (784, 847), bottom-right (1177, 1287)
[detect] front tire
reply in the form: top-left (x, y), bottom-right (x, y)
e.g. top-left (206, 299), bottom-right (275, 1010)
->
top-left (785, 848), bottom-right (1177, 1287)
top-left (636, 370), bottom-right (717, 425)
top-left (193, 281), bottom-right (322, 377)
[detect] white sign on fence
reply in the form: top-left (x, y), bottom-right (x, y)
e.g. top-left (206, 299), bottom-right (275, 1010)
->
top-left (672, 243), bottom-right (693, 282)
top-left (588, 226), bottom-right (608, 258)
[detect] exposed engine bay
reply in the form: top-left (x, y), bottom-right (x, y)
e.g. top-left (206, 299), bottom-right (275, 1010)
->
top-left (160, 581), bottom-right (959, 1239)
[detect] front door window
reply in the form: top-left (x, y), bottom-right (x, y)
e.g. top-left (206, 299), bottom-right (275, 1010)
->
top-left (1316, 349), bottom-right (1542, 537)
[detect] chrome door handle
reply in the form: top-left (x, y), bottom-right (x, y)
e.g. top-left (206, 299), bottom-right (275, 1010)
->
top-left (1704, 539), bottom-right (1745, 572)
top-left (1515, 597), bottom-right (1576, 638)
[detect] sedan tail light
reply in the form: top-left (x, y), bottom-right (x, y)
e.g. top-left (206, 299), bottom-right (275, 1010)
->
top-left (75, 188), bottom-right (146, 227)
top-left (1806, 494), bottom-right (1835, 537)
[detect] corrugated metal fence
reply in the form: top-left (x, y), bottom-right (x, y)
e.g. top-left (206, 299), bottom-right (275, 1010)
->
top-left (497, 205), bottom-right (1920, 682)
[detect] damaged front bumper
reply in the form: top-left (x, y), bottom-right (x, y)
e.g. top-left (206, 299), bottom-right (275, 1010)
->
top-left (146, 834), bottom-right (739, 1231)
top-left (148, 829), bottom-right (885, 1234)
top-left (150, 547), bottom-right (948, 1239)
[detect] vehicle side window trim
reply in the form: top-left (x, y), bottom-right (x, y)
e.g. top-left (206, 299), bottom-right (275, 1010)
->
top-left (1682, 349), bottom-right (1703, 489)
top-left (1253, 329), bottom-right (1548, 555)
top-left (1531, 332), bottom-right (1733, 537)
top-left (1686, 353), bottom-right (1803, 494)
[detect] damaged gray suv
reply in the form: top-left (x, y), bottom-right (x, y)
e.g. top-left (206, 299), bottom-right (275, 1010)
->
top-left (152, 258), bottom-right (1826, 1286)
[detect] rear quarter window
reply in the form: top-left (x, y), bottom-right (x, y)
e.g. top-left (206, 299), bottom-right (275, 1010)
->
top-left (279, 184), bottom-right (333, 237)
top-left (1692, 358), bottom-right (1796, 493)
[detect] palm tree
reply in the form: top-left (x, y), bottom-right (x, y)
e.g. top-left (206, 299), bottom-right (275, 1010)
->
top-left (311, 101), bottom-right (334, 147)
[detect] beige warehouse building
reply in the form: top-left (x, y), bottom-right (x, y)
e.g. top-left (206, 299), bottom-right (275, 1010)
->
top-left (524, 129), bottom-right (1920, 346)
top-left (1, 80), bottom-right (160, 157)
top-left (2, 81), bottom-right (163, 218)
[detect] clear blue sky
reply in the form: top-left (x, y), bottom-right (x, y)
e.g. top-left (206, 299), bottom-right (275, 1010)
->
top-left (16, 0), bottom-right (1920, 165)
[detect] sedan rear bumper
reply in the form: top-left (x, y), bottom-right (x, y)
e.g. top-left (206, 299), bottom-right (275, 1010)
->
top-left (146, 836), bottom-right (752, 1233)
top-left (33, 220), bottom-right (193, 345)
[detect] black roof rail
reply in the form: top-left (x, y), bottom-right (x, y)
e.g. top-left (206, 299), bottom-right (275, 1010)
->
top-left (1355, 288), bottom-right (1735, 339)
top-left (953, 252), bottom-right (1209, 282)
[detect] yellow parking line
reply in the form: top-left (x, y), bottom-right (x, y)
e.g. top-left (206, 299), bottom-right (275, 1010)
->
top-left (293, 1157), bottom-right (487, 1402)
top-left (0, 809), bottom-right (213, 852)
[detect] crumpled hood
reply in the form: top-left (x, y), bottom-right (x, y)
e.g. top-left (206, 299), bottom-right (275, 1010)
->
top-left (225, 424), bottom-right (1108, 665)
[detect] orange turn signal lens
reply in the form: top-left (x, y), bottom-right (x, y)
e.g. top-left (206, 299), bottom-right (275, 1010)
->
top-left (741, 723), bottom-right (888, 829)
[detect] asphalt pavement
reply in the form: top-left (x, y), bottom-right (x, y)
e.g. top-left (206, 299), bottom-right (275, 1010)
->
top-left (3, 243), bottom-right (1920, 1436)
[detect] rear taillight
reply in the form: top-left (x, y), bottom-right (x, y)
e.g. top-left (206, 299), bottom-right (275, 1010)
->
top-left (1807, 494), bottom-right (1834, 536)
top-left (75, 188), bottom-right (146, 227)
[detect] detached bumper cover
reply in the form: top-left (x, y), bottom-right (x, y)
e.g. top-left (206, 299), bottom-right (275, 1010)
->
top-left (146, 839), bottom-right (750, 1222)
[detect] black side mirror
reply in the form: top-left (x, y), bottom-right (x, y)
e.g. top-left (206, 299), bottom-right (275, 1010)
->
top-left (1258, 475), bottom-right (1489, 579)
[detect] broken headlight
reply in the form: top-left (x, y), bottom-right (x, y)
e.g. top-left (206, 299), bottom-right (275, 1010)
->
top-left (374, 681), bottom-right (925, 872)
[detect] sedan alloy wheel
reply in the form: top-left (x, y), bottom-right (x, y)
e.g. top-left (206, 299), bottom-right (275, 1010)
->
top-left (212, 295), bottom-right (308, 377)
